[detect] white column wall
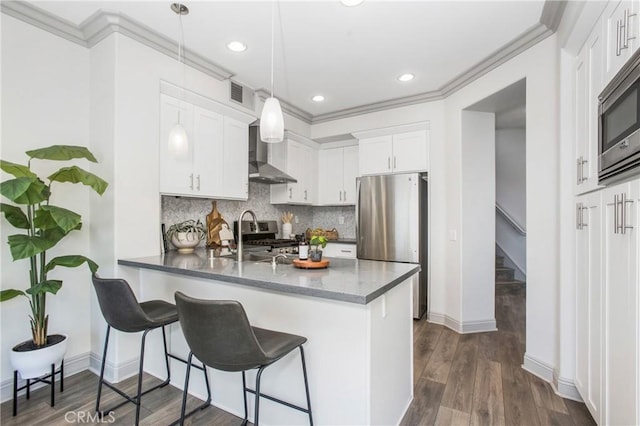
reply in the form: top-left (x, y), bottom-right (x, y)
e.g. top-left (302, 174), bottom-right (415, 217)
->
top-left (1, 16), bottom-right (91, 388)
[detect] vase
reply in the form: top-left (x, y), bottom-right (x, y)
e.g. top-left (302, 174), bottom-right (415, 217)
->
top-left (309, 250), bottom-right (323, 262)
top-left (282, 222), bottom-right (292, 239)
top-left (171, 231), bottom-right (201, 253)
top-left (11, 334), bottom-right (67, 379)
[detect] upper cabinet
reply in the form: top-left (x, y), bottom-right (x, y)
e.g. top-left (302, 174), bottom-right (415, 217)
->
top-left (354, 123), bottom-right (429, 176)
top-left (317, 145), bottom-right (359, 205)
top-left (605, 0), bottom-right (639, 83)
top-left (159, 92), bottom-right (251, 200)
top-left (270, 133), bottom-right (318, 205)
top-left (575, 28), bottom-right (604, 195)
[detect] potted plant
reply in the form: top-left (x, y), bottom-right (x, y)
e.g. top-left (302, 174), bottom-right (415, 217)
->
top-left (0, 145), bottom-right (108, 379)
top-left (166, 219), bottom-right (206, 253)
top-left (309, 235), bottom-right (327, 262)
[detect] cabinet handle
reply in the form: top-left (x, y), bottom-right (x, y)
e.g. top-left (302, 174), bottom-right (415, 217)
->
top-left (388, 157), bottom-right (391, 170)
top-left (190, 173), bottom-right (194, 190)
top-left (621, 192), bottom-right (634, 234)
top-left (617, 19), bottom-right (622, 56)
top-left (623, 9), bottom-right (637, 49)
top-left (289, 187), bottom-right (292, 199)
top-left (576, 158), bottom-right (581, 185)
top-left (196, 174), bottom-right (201, 191)
top-left (576, 203), bottom-right (581, 230)
top-left (581, 205), bottom-right (588, 228)
top-left (343, 190), bottom-right (346, 201)
top-left (614, 194), bottom-right (620, 234)
top-left (340, 249), bottom-right (352, 253)
top-left (339, 191), bottom-right (342, 201)
top-left (304, 189), bottom-right (308, 200)
top-left (581, 158), bottom-right (588, 183)
top-left (394, 156), bottom-right (397, 169)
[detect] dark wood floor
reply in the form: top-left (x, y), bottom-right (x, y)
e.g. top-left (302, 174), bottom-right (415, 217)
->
top-left (2, 285), bottom-right (594, 425)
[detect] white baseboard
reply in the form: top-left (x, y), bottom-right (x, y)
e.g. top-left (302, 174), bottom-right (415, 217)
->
top-left (428, 312), bottom-right (496, 334)
top-left (1, 351), bottom-right (91, 403)
top-left (523, 353), bottom-right (582, 402)
top-left (89, 351), bottom-right (139, 383)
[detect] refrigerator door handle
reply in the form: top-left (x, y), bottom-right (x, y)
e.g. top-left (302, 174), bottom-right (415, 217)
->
top-left (355, 177), bottom-right (361, 254)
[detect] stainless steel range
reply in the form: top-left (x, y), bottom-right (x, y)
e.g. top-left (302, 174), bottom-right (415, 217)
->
top-left (233, 220), bottom-right (299, 254)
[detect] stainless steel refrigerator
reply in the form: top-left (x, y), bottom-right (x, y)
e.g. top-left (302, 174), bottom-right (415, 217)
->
top-left (356, 172), bottom-right (428, 319)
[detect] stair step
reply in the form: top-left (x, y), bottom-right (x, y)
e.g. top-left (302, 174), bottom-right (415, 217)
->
top-left (496, 280), bottom-right (526, 296)
top-left (495, 255), bottom-right (505, 267)
top-left (496, 266), bottom-right (515, 281)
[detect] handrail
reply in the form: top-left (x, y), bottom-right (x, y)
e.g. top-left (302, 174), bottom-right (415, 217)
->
top-left (496, 204), bottom-right (526, 236)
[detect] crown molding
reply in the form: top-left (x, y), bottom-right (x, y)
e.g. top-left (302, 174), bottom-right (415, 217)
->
top-left (3, 0), bottom-right (566, 125)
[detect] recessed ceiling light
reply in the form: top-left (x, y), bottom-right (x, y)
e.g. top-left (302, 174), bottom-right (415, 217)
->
top-left (227, 41), bottom-right (247, 52)
top-left (341, 0), bottom-right (364, 6)
top-left (312, 95), bottom-right (325, 102)
top-left (398, 73), bottom-right (415, 82)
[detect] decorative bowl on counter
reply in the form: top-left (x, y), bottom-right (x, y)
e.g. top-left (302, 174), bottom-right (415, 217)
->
top-left (170, 232), bottom-right (201, 253)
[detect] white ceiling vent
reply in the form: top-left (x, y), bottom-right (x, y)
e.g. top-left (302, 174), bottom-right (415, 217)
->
top-left (230, 80), bottom-right (255, 111)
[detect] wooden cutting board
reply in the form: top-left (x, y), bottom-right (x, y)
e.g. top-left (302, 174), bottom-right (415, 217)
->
top-left (293, 259), bottom-right (330, 269)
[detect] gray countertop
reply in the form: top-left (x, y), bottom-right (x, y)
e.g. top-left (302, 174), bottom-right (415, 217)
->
top-left (118, 249), bottom-right (419, 305)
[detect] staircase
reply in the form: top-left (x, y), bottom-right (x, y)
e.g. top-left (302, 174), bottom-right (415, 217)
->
top-left (496, 255), bottom-right (525, 295)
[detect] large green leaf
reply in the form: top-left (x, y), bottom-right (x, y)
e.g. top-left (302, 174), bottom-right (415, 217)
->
top-left (0, 160), bottom-right (36, 179)
top-left (26, 145), bottom-right (97, 163)
top-left (0, 177), bottom-right (49, 205)
top-left (45, 255), bottom-right (98, 274)
top-left (0, 289), bottom-right (26, 301)
top-left (26, 280), bottom-right (62, 296)
top-left (7, 234), bottom-right (57, 260)
top-left (34, 205), bottom-right (81, 233)
top-left (0, 203), bottom-right (30, 229)
top-left (48, 166), bottom-right (108, 195)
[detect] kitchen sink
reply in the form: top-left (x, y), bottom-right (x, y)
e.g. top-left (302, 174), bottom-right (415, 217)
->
top-left (242, 252), bottom-right (295, 265)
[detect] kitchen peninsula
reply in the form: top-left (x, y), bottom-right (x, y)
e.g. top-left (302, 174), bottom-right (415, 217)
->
top-left (119, 250), bottom-right (419, 425)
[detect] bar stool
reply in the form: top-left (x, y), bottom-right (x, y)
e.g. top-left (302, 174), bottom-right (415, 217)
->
top-left (91, 274), bottom-right (211, 425)
top-left (174, 291), bottom-right (313, 426)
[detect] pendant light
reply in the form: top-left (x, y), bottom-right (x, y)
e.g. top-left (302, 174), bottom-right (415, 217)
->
top-left (260, 1), bottom-right (284, 143)
top-left (169, 3), bottom-right (189, 158)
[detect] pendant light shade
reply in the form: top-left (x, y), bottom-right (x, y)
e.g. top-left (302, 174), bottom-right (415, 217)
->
top-left (169, 3), bottom-right (189, 157)
top-left (260, 97), bottom-right (284, 143)
top-left (168, 121), bottom-right (189, 158)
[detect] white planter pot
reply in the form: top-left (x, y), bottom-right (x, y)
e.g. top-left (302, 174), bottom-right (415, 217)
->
top-left (10, 334), bottom-right (67, 379)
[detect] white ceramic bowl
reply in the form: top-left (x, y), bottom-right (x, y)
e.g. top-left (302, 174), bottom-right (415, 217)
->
top-left (170, 231), bottom-right (201, 253)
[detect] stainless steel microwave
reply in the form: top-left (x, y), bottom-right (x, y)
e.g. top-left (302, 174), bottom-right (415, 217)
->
top-left (598, 48), bottom-right (640, 184)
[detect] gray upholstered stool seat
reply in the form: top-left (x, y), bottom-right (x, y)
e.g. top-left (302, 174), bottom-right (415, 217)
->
top-left (91, 274), bottom-right (210, 426)
top-left (175, 292), bottom-right (313, 425)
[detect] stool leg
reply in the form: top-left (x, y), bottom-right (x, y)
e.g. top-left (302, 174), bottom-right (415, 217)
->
top-left (299, 346), bottom-right (313, 426)
top-left (179, 352), bottom-right (193, 426)
top-left (161, 326), bottom-right (171, 386)
top-left (50, 363), bottom-right (55, 407)
top-left (135, 329), bottom-right (151, 426)
top-left (254, 367), bottom-right (266, 426)
top-left (60, 360), bottom-right (64, 393)
top-left (26, 379), bottom-right (30, 400)
top-left (13, 370), bottom-right (18, 416)
top-left (96, 325), bottom-right (111, 414)
top-left (242, 371), bottom-right (248, 426)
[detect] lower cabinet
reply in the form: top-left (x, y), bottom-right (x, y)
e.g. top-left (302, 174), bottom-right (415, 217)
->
top-left (322, 243), bottom-right (356, 259)
top-left (576, 178), bottom-right (639, 425)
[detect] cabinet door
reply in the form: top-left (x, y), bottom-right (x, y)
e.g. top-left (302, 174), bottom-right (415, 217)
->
top-left (605, 1), bottom-right (639, 83)
top-left (575, 191), bottom-right (603, 423)
top-left (301, 143), bottom-right (317, 204)
top-left (342, 145), bottom-right (359, 204)
top-left (323, 243), bottom-right (357, 259)
top-left (392, 130), bottom-right (428, 173)
top-left (192, 106), bottom-right (224, 197)
top-left (359, 135), bottom-right (393, 175)
top-left (160, 94), bottom-right (194, 195)
top-left (221, 117), bottom-right (248, 200)
top-left (575, 45), bottom-right (588, 194)
top-left (585, 29), bottom-right (604, 193)
top-left (287, 140), bottom-right (306, 203)
top-left (318, 148), bottom-right (344, 205)
top-left (603, 181), bottom-right (638, 426)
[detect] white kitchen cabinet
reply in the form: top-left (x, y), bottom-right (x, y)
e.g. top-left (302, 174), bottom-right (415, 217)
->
top-left (160, 93), bottom-right (249, 200)
top-left (322, 243), bottom-right (357, 259)
top-left (317, 145), bottom-right (359, 205)
top-left (605, 0), bottom-right (639, 84)
top-left (602, 179), bottom-right (639, 426)
top-left (575, 190), bottom-right (603, 423)
top-left (576, 27), bottom-right (604, 195)
top-left (270, 134), bottom-right (318, 205)
top-left (356, 124), bottom-right (429, 176)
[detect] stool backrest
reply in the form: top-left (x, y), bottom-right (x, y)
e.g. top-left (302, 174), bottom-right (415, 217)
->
top-left (175, 292), bottom-right (268, 371)
top-left (92, 274), bottom-right (153, 333)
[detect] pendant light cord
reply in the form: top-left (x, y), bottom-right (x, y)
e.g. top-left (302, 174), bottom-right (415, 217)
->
top-left (179, 12), bottom-right (186, 91)
top-left (270, 1), bottom-right (275, 97)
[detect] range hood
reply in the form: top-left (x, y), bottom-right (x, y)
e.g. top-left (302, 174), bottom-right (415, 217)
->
top-left (248, 120), bottom-right (297, 184)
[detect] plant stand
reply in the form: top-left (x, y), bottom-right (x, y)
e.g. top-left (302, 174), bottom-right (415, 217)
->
top-left (13, 360), bottom-right (64, 416)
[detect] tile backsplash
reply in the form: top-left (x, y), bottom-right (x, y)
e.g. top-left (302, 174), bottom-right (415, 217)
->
top-left (161, 183), bottom-right (355, 247)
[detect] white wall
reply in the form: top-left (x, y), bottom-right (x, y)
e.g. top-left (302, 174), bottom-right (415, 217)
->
top-left (495, 128), bottom-right (527, 275)
top-left (461, 111), bottom-right (496, 325)
top-left (1, 16), bottom-right (91, 388)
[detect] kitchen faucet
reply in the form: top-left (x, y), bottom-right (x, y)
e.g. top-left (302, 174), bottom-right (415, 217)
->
top-left (237, 209), bottom-right (258, 262)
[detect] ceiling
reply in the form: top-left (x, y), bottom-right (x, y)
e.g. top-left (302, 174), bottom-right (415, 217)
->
top-left (24, 1), bottom-right (552, 122)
